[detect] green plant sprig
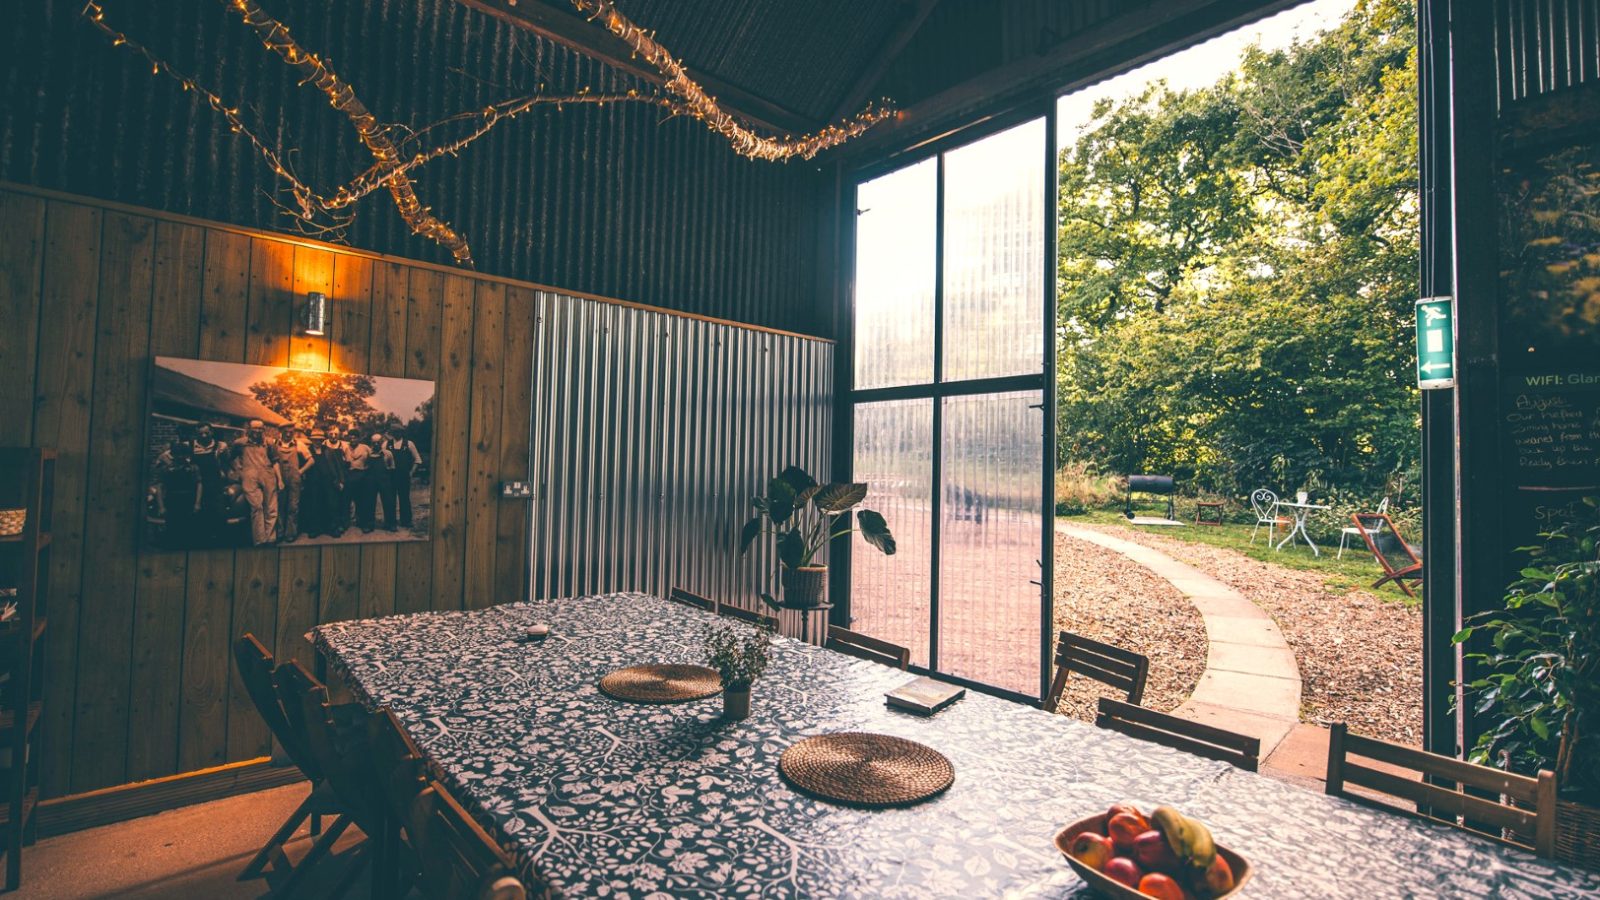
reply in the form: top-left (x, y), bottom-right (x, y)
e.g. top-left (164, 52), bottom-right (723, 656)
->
top-left (704, 620), bottom-right (776, 688)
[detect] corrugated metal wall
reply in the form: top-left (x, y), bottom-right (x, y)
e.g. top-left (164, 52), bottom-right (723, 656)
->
top-left (0, 0), bottom-right (827, 333)
top-left (1496, 0), bottom-right (1600, 106)
top-left (527, 295), bottom-right (833, 613)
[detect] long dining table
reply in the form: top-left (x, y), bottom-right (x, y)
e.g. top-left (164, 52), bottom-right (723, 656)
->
top-left (311, 593), bottom-right (1600, 899)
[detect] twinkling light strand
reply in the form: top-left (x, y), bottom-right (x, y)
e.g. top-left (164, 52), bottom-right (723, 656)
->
top-left (569, 0), bottom-right (895, 161)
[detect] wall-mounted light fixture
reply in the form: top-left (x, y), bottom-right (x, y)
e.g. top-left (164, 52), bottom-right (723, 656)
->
top-left (302, 291), bottom-right (328, 336)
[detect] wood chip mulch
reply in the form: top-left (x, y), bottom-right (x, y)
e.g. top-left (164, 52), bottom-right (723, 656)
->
top-left (1052, 533), bottom-right (1207, 722)
top-left (1071, 524), bottom-right (1424, 747)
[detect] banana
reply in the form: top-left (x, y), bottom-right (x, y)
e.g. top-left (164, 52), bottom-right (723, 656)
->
top-left (1150, 806), bottom-right (1218, 870)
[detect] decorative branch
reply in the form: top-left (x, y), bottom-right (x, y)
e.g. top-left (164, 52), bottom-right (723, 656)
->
top-left (570, 0), bottom-right (896, 161)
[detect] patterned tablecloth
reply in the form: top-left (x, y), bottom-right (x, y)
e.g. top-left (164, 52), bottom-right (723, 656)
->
top-left (311, 593), bottom-right (1600, 899)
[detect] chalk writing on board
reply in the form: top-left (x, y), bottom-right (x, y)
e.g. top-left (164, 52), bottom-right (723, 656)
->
top-left (1503, 372), bottom-right (1600, 485)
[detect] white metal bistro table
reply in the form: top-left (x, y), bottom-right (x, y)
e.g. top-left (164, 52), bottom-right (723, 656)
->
top-left (1273, 499), bottom-right (1331, 555)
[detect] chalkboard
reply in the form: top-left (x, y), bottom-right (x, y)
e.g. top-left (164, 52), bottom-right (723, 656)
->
top-left (1501, 371), bottom-right (1600, 488)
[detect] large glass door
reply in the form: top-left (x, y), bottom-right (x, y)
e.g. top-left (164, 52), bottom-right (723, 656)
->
top-left (847, 118), bottom-right (1052, 699)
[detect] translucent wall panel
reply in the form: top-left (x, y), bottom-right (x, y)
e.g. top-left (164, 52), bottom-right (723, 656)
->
top-left (850, 399), bottom-right (934, 667)
top-left (854, 159), bottom-right (937, 389)
top-left (938, 390), bottom-right (1043, 696)
top-left (942, 119), bottom-right (1046, 382)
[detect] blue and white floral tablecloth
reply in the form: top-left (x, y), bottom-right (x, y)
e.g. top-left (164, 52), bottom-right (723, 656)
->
top-left (311, 593), bottom-right (1600, 899)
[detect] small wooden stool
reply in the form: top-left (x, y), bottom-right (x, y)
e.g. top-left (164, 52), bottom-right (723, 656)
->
top-left (1194, 501), bottom-right (1225, 526)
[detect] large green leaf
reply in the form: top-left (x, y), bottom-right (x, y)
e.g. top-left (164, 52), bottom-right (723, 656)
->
top-left (777, 466), bottom-right (817, 494)
top-left (776, 528), bottom-right (805, 570)
top-left (738, 517), bottom-right (762, 555)
top-left (857, 509), bottom-right (896, 555)
top-left (811, 482), bottom-right (868, 513)
top-left (766, 477), bottom-right (797, 524)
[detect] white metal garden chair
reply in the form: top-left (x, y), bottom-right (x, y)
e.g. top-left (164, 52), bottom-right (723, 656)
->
top-left (1249, 489), bottom-right (1288, 544)
top-left (1337, 497), bottom-right (1389, 558)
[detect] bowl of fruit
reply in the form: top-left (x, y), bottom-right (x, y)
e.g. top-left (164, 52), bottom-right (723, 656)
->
top-left (1054, 803), bottom-right (1250, 899)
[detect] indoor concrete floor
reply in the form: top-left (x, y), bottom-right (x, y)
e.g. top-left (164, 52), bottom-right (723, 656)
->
top-left (11, 783), bottom-right (369, 899)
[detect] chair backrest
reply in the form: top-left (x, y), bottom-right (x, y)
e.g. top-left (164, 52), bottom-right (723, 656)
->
top-left (667, 587), bottom-right (715, 612)
top-left (273, 660), bottom-right (381, 832)
top-left (1325, 723), bottom-right (1557, 857)
top-left (825, 626), bottom-right (910, 669)
top-left (716, 601), bottom-right (778, 630)
top-left (233, 633), bottom-right (320, 780)
top-left (1249, 489), bottom-right (1278, 520)
top-left (369, 707), bottom-right (429, 825)
top-left (1044, 631), bottom-right (1149, 713)
top-left (1095, 698), bottom-right (1260, 771)
top-left (1352, 513), bottom-right (1420, 575)
top-left (409, 781), bottom-right (527, 900)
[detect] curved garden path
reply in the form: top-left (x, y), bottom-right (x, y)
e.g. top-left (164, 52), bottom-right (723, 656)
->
top-left (1057, 523), bottom-right (1303, 758)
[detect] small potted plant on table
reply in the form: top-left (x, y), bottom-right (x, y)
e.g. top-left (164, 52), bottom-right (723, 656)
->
top-left (1456, 498), bottom-right (1600, 868)
top-left (738, 466), bottom-right (895, 611)
top-left (705, 620), bottom-right (775, 721)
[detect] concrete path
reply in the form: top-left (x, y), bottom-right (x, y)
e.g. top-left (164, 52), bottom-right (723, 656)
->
top-left (1057, 524), bottom-right (1302, 758)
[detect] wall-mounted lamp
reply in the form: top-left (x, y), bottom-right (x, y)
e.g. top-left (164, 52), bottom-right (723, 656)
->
top-left (302, 291), bottom-right (329, 336)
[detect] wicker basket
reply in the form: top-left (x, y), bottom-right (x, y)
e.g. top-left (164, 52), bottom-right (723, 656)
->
top-left (1558, 799), bottom-right (1600, 871)
top-left (0, 508), bottom-right (25, 536)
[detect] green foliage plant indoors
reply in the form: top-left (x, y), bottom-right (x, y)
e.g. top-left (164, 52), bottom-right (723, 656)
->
top-left (1455, 498), bottom-right (1600, 804)
top-left (738, 466), bottom-right (895, 608)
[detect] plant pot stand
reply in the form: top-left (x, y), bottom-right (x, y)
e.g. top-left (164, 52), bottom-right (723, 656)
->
top-left (777, 600), bottom-right (832, 644)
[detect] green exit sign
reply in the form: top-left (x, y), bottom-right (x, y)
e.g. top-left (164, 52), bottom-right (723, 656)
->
top-left (1415, 296), bottom-right (1455, 390)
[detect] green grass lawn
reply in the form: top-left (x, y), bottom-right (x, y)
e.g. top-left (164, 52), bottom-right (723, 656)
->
top-left (1058, 507), bottom-right (1420, 605)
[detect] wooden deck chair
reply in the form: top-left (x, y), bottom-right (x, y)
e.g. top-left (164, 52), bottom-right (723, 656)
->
top-left (825, 626), bottom-right (910, 669)
top-left (233, 634), bottom-right (347, 884)
top-left (1043, 631), bottom-right (1149, 713)
top-left (667, 587), bottom-right (715, 612)
top-left (1352, 513), bottom-right (1423, 597)
top-left (716, 601), bottom-right (778, 630)
top-left (1326, 723), bottom-right (1557, 857)
top-left (1095, 699), bottom-right (1260, 772)
top-left (409, 781), bottom-right (527, 900)
top-left (273, 660), bottom-right (379, 899)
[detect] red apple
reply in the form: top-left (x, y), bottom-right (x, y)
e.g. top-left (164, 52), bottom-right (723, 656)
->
top-left (1133, 828), bottom-right (1179, 871)
top-left (1107, 812), bottom-right (1148, 852)
top-left (1137, 872), bottom-right (1187, 900)
top-left (1103, 856), bottom-right (1143, 888)
top-left (1066, 831), bottom-right (1114, 871)
top-left (1202, 853), bottom-right (1235, 894)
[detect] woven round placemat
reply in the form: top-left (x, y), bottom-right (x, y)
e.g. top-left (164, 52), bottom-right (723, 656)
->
top-left (778, 732), bottom-right (954, 808)
top-left (598, 664), bottom-right (723, 704)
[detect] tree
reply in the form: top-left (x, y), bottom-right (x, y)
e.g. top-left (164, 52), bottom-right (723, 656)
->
top-left (1056, 0), bottom-right (1419, 499)
top-left (249, 371), bottom-right (379, 432)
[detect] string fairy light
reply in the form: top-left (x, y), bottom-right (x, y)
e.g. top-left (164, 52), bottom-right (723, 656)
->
top-left (568, 0), bottom-right (896, 162)
top-left (79, 0), bottom-right (896, 264)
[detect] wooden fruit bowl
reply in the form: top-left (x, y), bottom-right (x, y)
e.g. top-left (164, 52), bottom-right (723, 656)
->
top-left (1054, 813), bottom-right (1253, 898)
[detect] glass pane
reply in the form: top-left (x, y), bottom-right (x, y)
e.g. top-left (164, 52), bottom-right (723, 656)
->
top-left (943, 119), bottom-right (1046, 382)
top-left (938, 390), bottom-right (1043, 696)
top-left (854, 159), bottom-right (937, 389)
top-left (850, 399), bottom-right (933, 667)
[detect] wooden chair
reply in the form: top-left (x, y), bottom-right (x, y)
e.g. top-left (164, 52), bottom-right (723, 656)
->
top-left (1352, 513), bottom-right (1423, 597)
top-left (233, 634), bottom-right (347, 884)
top-left (716, 601), bottom-right (778, 630)
top-left (1043, 631), bottom-right (1149, 713)
top-left (1095, 698), bottom-right (1260, 771)
top-left (825, 626), bottom-right (910, 669)
top-left (273, 660), bottom-right (380, 899)
top-left (1325, 723), bottom-right (1557, 857)
top-left (667, 587), bottom-right (715, 612)
top-left (409, 781), bottom-right (527, 900)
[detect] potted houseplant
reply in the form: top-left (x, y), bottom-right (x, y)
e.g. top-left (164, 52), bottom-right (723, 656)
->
top-left (738, 466), bottom-right (895, 609)
top-left (1455, 498), bottom-right (1600, 867)
top-left (704, 620), bottom-right (775, 721)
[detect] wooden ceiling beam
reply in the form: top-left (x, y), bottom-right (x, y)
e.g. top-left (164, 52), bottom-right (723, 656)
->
top-left (829, 0), bottom-right (940, 123)
top-left (455, 0), bottom-right (820, 135)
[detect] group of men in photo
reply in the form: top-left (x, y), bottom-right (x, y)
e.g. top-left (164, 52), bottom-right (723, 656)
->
top-left (150, 420), bottom-right (423, 548)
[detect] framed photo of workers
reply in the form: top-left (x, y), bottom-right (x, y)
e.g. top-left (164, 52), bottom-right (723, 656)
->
top-left (143, 356), bottom-right (436, 551)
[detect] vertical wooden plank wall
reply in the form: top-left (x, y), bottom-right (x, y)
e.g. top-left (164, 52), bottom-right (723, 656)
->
top-left (1, 187), bottom-right (533, 798)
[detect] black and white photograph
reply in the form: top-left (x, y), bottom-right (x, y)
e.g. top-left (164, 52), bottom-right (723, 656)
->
top-left (143, 356), bottom-right (434, 550)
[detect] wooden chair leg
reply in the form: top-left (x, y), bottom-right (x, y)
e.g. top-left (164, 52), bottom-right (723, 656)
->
top-left (270, 814), bottom-right (352, 899)
top-left (326, 839), bottom-right (372, 900)
top-left (239, 791), bottom-right (316, 881)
